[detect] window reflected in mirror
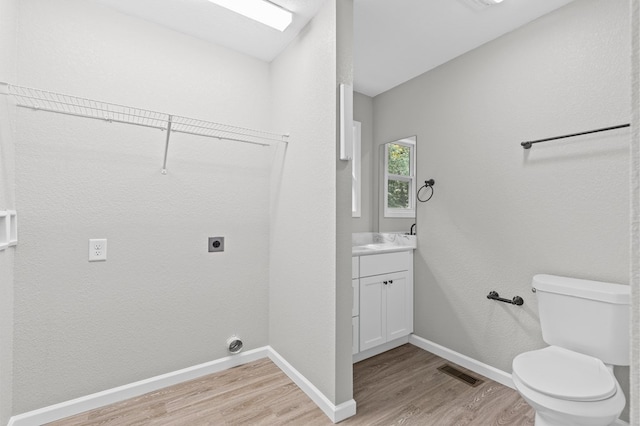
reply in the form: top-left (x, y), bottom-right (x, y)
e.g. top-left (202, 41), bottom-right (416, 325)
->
top-left (384, 137), bottom-right (415, 218)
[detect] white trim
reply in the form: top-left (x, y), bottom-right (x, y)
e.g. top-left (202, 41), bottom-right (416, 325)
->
top-left (353, 335), bottom-right (409, 363)
top-left (0, 210), bottom-right (8, 250)
top-left (409, 336), bottom-right (633, 425)
top-left (408, 334), bottom-right (515, 389)
top-left (352, 121), bottom-right (362, 217)
top-left (8, 346), bottom-right (357, 426)
top-left (267, 347), bottom-right (357, 423)
top-left (8, 210), bottom-right (17, 246)
top-left (383, 137), bottom-right (416, 218)
top-left (339, 83), bottom-right (354, 161)
top-left (8, 347), bottom-right (269, 426)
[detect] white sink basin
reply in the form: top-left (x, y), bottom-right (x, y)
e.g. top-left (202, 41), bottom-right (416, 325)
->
top-left (352, 233), bottom-right (416, 255)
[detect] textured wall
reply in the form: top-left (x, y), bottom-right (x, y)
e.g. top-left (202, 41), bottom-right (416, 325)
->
top-left (269, 0), bottom-right (343, 404)
top-left (374, 0), bottom-right (631, 418)
top-left (352, 92), bottom-right (373, 233)
top-left (335, 0), bottom-right (354, 406)
top-left (13, 0), bottom-right (272, 413)
top-left (631, 1), bottom-right (639, 423)
top-left (0, 0), bottom-right (17, 423)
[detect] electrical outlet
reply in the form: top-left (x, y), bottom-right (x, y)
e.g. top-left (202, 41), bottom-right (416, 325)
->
top-left (89, 238), bottom-right (107, 261)
top-left (208, 237), bottom-right (224, 252)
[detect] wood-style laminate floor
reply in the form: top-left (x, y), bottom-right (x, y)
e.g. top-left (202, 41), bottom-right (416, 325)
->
top-left (48, 344), bottom-right (534, 425)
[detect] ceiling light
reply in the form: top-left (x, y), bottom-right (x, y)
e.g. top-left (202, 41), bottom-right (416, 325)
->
top-left (479, 0), bottom-right (505, 4)
top-left (207, 0), bottom-right (293, 32)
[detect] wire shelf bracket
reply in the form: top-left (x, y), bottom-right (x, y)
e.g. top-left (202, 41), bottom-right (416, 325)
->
top-left (1, 82), bottom-right (290, 173)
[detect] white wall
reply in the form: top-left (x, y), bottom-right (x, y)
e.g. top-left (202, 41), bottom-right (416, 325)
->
top-left (0, 0), bottom-right (17, 423)
top-left (13, 0), bottom-right (273, 413)
top-left (374, 0), bottom-right (630, 418)
top-left (631, 2), bottom-right (639, 423)
top-left (335, 0), bottom-right (354, 406)
top-left (269, 0), bottom-right (353, 406)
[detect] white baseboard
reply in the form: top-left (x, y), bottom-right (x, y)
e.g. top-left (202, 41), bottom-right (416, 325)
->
top-left (8, 346), bottom-right (356, 426)
top-left (352, 335), bottom-right (409, 363)
top-left (267, 347), bottom-right (356, 423)
top-left (409, 336), bottom-right (634, 425)
top-left (409, 334), bottom-right (515, 389)
top-left (9, 347), bottom-right (269, 426)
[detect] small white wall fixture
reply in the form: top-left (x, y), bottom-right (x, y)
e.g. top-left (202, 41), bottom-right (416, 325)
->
top-left (352, 121), bottom-right (362, 217)
top-left (0, 210), bottom-right (16, 250)
top-left (339, 83), bottom-right (354, 160)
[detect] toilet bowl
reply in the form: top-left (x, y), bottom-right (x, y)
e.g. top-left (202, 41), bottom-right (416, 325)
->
top-left (512, 346), bottom-right (625, 426)
top-left (512, 275), bottom-right (630, 426)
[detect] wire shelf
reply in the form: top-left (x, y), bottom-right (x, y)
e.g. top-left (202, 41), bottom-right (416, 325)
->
top-left (9, 85), bottom-right (169, 130)
top-left (5, 83), bottom-right (289, 173)
top-left (172, 116), bottom-right (287, 146)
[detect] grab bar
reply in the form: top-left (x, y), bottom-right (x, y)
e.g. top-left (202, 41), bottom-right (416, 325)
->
top-left (487, 291), bottom-right (524, 306)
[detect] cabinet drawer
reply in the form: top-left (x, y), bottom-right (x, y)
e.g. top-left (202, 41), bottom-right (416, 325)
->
top-left (352, 256), bottom-right (359, 279)
top-left (360, 251), bottom-right (410, 277)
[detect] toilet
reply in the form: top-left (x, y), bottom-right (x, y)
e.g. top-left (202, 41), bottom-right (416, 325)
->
top-left (512, 274), bottom-right (630, 426)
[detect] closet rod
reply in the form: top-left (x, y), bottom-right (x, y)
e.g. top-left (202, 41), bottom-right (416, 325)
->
top-left (520, 123), bottom-right (630, 149)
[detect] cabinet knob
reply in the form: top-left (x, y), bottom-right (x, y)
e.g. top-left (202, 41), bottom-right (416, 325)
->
top-left (389, 280), bottom-right (393, 284)
top-left (383, 281), bottom-right (388, 285)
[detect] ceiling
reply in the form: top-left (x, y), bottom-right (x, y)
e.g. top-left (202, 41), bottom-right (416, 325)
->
top-left (355, 0), bottom-right (575, 97)
top-left (94, 0), bottom-right (575, 98)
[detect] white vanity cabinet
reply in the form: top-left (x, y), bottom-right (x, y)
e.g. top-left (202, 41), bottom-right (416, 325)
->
top-left (352, 256), bottom-right (360, 355)
top-left (352, 250), bottom-right (413, 356)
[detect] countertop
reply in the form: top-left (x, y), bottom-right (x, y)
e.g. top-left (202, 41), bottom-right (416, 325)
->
top-left (352, 232), bottom-right (416, 256)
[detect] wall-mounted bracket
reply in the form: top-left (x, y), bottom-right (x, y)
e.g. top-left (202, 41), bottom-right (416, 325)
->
top-left (487, 290), bottom-right (524, 306)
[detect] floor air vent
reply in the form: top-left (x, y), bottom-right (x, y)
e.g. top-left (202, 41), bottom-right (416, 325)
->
top-left (437, 364), bottom-right (484, 387)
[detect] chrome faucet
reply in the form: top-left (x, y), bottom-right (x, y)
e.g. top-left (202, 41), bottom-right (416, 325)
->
top-left (410, 223), bottom-right (416, 235)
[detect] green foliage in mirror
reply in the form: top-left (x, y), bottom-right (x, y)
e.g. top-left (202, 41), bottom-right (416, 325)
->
top-left (388, 179), bottom-right (410, 208)
top-left (387, 143), bottom-right (410, 176)
top-left (387, 143), bottom-right (411, 208)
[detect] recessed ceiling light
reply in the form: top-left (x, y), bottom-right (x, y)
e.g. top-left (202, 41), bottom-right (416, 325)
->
top-left (207, 0), bottom-right (293, 32)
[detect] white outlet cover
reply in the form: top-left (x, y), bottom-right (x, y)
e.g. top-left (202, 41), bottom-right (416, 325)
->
top-left (89, 238), bottom-right (107, 261)
top-left (8, 210), bottom-right (17, 245)
top-left (0, 211), bottom-right (8, 250)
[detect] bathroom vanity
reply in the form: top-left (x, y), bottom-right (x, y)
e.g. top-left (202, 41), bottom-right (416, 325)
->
top-left (352, 233), bottom-right (416, 362)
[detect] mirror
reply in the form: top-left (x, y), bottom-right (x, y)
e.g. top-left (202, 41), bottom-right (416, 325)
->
top-left (377, 136), bottom-right (416, 234)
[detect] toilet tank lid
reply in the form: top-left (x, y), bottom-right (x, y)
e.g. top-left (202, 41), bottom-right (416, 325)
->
top-left (532, 274), bottom-right (629, 305)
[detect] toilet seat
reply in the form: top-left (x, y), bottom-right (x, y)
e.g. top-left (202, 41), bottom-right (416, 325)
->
top-left (512, 346), bottom-right (616, 402)
top-left (512, 371), bottom-right (625, 425)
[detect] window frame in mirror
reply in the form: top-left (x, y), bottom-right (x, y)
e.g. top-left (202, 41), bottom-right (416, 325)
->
top-left (383, 136), bottom-right (416, 218)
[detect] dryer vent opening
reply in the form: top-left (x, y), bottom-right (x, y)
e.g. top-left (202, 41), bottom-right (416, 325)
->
top-left (226, 336), bottom-right (244, 354)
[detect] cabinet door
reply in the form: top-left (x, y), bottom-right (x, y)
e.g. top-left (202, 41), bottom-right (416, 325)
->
top-left (385, 271), bottom-right (412, 341)
top-left (359, 275), bottom-right (386, 351)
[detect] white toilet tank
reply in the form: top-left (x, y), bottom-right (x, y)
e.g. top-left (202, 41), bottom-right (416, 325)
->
top-left (533, 274), bottom-right (630, 366)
